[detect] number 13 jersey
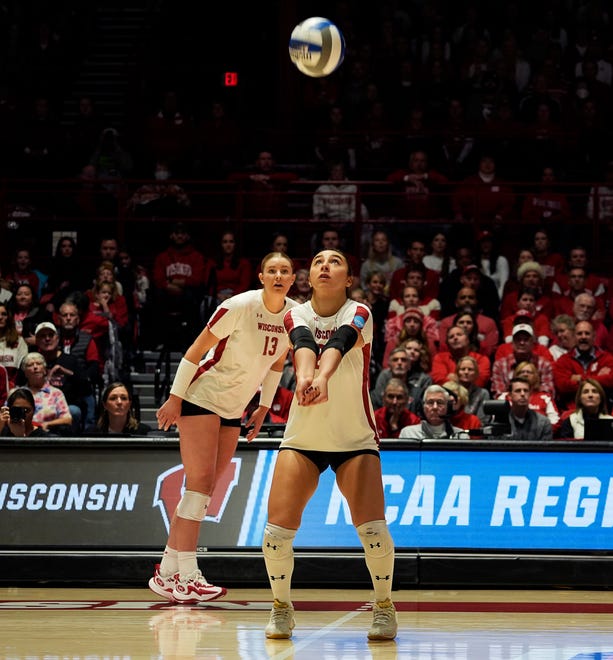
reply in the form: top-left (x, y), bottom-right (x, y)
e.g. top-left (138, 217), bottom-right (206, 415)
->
top-left (183, 289), bottom-right (297, 419)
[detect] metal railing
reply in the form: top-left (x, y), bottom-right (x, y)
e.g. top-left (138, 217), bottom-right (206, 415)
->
top-left (1, 176), bottom-right (611, 270)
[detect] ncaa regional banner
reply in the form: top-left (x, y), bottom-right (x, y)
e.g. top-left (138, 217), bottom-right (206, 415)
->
top-left (1, 441), bottom-right (613, 552)
top-left (243, 448), bottom-right (613, 551)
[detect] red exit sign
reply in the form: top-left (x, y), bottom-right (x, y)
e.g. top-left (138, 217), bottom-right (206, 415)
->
top-left (224, 72), bottom-right (238, 87)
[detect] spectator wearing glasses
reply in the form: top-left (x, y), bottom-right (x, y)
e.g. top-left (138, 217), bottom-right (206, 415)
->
top-left (399, 385), bottom-right (462, 439)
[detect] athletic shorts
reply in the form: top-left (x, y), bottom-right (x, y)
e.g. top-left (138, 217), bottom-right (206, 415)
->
top-left (181, 399), bottom-right (242, 427)
top-left (279, 447), bottom-right (380, 474)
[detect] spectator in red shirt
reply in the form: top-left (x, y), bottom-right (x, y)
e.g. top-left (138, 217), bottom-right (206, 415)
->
top-left (501, 290), bottom-right (552, 346)
top-left (143, 89), bottom-right (194, 174)
top-left (213, 230), bottom-right (252, 302)
top-left (521, 166), bottom-right (572, 225)
top-left (388, 239), bottom-right (441, 302)
top-left (438, 287), bottom-right (499, 357)
top-left (572, 292), bottom-right (608, 348)
top-left (553, 320), bottom-right (613, 410)
top-left (553, 245), bottom-right (606, 299)
top-left (228, 149), bottom-right (298, 219)
top-left (80, 281), bottom-right (128, 381)
top-left (85, 262), bottom-right (129, 326)
top-left (374, 378), bottom-right (421, 439)
top-left (531, 228), bottom-right (565, 293)
top-left (552, 267), bottom-right (606, 320)
top-left (383, 307), bottom-right (438, 367)
top-left (452, 153), bottom-right (516, 224)
top-left (431, 325), bottom-right (491, 388)
top-left (386, 283), bottom-right (441, 323)
top-left (152, 222), bottom-right (214, 346)
top-left (491, 323), bottom-right (555, 399)
top-left (10, 247), bottom-right (47, 299)
top-left (500, 261), bottom-right (554, 319)
top-left (386, 149), bottom-right (450, 219)
top-left (442, 380), bottom-right (482, 431)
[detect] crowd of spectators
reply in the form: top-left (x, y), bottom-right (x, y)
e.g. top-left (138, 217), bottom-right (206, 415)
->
top-left (2, 218), bottom-right (612, 441)
top-left (1, 1), bottom-right (613, 439)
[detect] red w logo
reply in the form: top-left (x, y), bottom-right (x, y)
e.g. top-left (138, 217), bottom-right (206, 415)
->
top-left (153, 458), bottom-right (241, 532)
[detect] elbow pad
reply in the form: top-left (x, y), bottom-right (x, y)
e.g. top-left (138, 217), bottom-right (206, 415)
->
top-left (321, 325), bottom-right (358, 356)
top-left (289, 326), bottom-right (319, 355)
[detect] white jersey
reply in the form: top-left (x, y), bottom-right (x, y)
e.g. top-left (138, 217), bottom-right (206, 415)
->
top-left (282, 298), bottom-right (379, 452)
top-left (0, 335), bottom-right (28, 384)
top-left (184, 290), bottom-right (297, 418)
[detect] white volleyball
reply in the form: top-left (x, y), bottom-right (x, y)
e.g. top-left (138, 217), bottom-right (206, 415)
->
top-left (288, 17), bottom-right (345, 78)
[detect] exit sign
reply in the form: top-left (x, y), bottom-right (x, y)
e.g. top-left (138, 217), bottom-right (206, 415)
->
top-left (224, 72), bottom-right (238, 87)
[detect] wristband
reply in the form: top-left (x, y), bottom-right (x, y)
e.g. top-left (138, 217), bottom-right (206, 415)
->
top-left (259, 369), bottom-right (283, 409)
top-left (170, 358), bottom-right (198, 397)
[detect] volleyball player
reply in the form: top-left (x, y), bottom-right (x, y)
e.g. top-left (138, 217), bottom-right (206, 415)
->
top-left (150, 252), bottom-right (296, 603)
top-left (262, 249), bottom-right (398, 641)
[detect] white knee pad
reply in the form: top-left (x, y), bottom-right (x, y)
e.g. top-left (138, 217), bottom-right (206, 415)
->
top-left (176, 490), bottom-right (211, 521)
top-left (357, 520), bottom-right (394, 558)
top-left (262, 523), bottom-right (296, 560)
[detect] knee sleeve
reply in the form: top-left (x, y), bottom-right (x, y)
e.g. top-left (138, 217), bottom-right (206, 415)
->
top-left (262, 523), bottom-right (296, 560)
top-left (357, 520), bottom-right (394, 558)
top-left (176, 490), bottom-right (211, 522)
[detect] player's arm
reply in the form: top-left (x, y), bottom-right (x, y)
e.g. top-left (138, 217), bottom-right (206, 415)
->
top-left (289, 326), bottom-right (318, 405)
top-left (244, 350), bottom-right (288, 442)
top-left (157, 325), bottom-right (221, 430)
top-left (184, 325), bottom-right (221, 364)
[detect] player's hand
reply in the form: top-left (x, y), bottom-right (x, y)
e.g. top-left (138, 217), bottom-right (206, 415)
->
top-left (301, 376), bottom-right (328, 406)
top-left (244, 405), bottom-right (268, 442)
top-left (156, 395), bottom-right (182, 431)
top-left (295, 375), bottom-right (314, 406)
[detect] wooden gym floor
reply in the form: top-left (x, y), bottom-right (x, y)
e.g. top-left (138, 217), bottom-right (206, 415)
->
top-left (2, 586), bottom-right (613, 659)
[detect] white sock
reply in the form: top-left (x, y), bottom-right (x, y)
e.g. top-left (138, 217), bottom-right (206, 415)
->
top-left (262, 523), bottom-right (296, 605)
top-left (357, 520), bottom-right (395, 602)
top-left (159, 545), bottom-right (178, 576)
top-left (178, 551), bottom-right (199, 580)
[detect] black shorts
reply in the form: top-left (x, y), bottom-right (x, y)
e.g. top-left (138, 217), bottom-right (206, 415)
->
top-left (280, 447), bottom-right (380, 474)
top-left (180, 399), bottom-right (242, 427)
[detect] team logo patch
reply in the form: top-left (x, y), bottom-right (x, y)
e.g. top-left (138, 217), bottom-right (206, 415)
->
top-left (353, 314), bottom-right (366, 329)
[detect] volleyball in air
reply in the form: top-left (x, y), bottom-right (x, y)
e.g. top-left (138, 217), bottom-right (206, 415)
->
top-left (288, 17), bottom-right (345, 78)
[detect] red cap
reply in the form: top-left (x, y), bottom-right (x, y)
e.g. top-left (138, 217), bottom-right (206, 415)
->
top-left (402, 307), bottom-right (424, 321)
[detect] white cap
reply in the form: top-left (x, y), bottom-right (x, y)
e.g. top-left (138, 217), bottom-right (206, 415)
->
top-left (512, 323), bottom-right (534, 337)
top-left (35, 321), bottom-right (58, 335)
